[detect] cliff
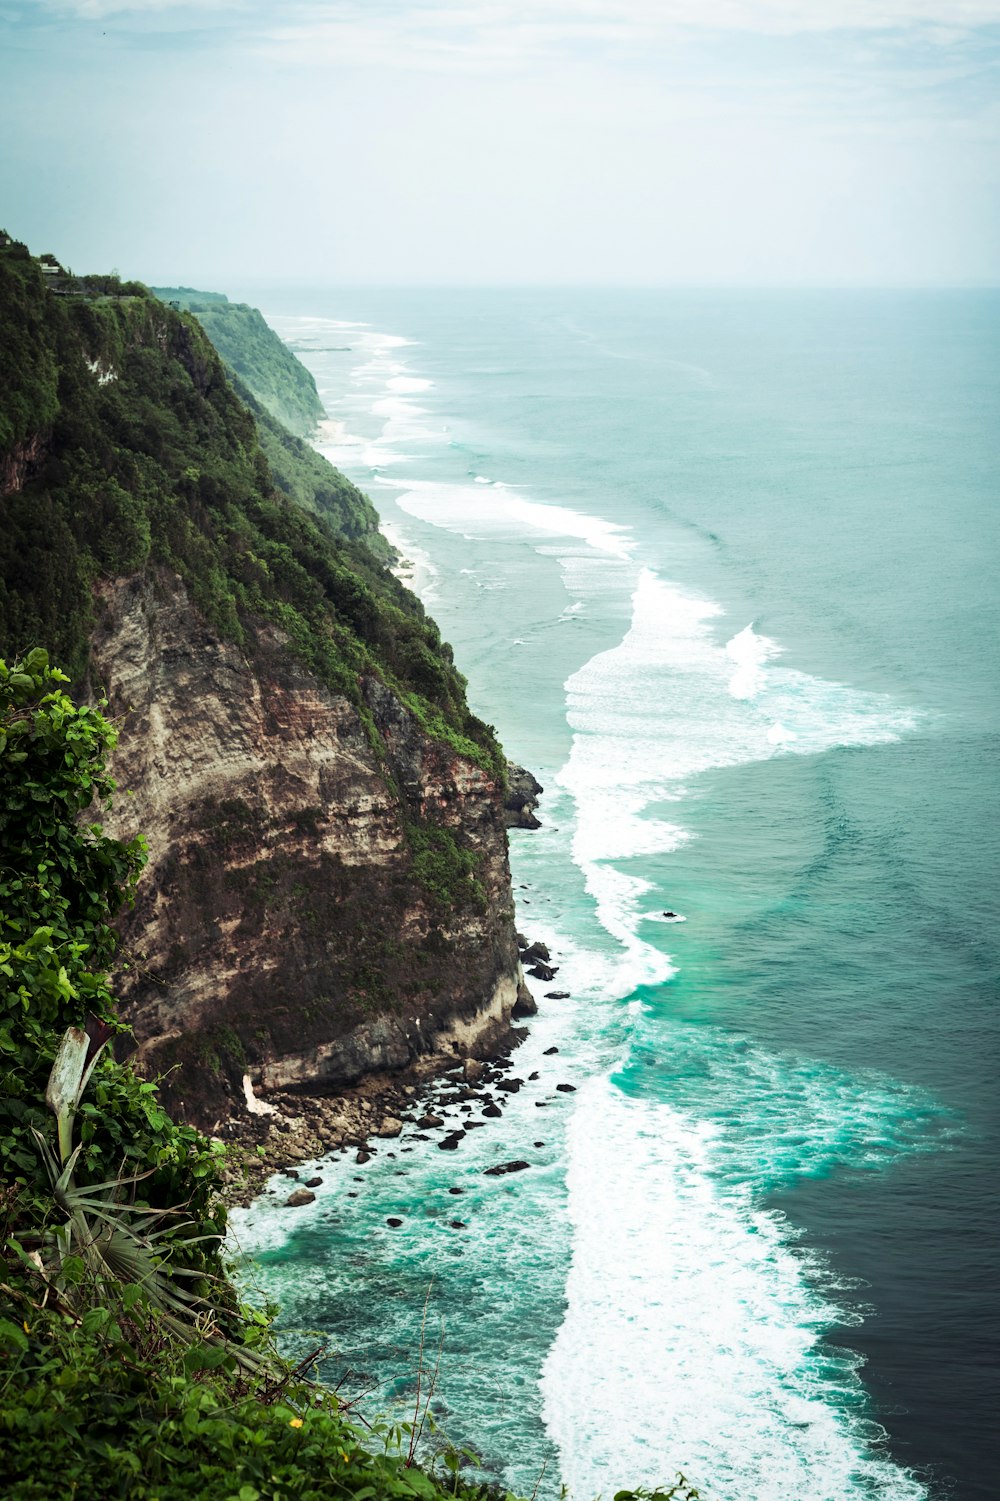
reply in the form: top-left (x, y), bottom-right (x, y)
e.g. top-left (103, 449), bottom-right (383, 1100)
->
top-left (0, 234), bottom-right (524, 1129)
top-left (151, 287), bottom-right (325, 437)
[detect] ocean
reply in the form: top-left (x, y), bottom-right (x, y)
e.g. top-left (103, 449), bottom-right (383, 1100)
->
top-left (227, 288), bottom-right (1000, 1501)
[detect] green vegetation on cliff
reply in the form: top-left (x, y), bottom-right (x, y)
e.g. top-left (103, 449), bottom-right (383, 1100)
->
top-left (152, 287), bottom-right (325, 437)
top-left (235, 375), bottom-right (390, 556)
top-left (0, 656), bottom-right (520, 1501)
top-left (0, 236), bottom-right (500, 777)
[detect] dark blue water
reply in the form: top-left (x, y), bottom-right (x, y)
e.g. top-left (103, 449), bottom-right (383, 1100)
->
top-left (231, 289), bottom-right (1000, 1500)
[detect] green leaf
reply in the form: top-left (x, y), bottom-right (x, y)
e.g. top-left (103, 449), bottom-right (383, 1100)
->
top-left (0, 1318), bottom-right (29, 1353)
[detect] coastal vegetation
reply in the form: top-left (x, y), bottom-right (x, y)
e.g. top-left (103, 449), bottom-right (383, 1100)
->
top-left (0, 652), bottom-right (516, 1499)
top-left (0, 235), bottom-right (501, 783)
top-left (151, 288), bottom-right (326, 437)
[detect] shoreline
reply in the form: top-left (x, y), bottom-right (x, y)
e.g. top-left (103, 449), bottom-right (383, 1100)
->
top-left (216, 1031), bottom-right (527, 1209)
top-left (216, 930), bottom-right (550, 1210)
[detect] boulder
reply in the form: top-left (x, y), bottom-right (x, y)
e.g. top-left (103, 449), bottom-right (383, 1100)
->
top-left (556, 1083), bottom-right (577, 1093)
top-left (438, 1131), bottom-right (466, 1150)
top-left (504, 764), bottom-right (544, 829)
top-left (543, 1046), bottom-right (559, 1055)
top-left (483, 1160), bottom-right (531, 1177)
top-left (545, 991), bottom-right (570, 1000)
top-left (512, 983), bottom-right (538, 1020)
top-left (418, 1115), bottom-right (444, 1129)
top-left (285, 1189), bottom-right (316, 1208)
top-left (304, 1176), bottom-right (323, 1187)
top-left (522, 941), bottom-right (550, 963)
top-left (528, 963), bottom-right (557, 982)
top-left (462, 1058), bottom-right (485, 1084)
top-left (375, 1118), bottom-right (404, 1138)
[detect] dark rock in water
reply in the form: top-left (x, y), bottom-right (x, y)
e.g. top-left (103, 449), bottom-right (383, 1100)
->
top-left (482, 1103), bottom-right (503, 1118)
top-left (439, 1131), bottom-right (466, 1150)
top-left (663, 911), bottom-right (677, 918)
top-left (512, 982), bottom-right (538, 1020)
top-left (535, 1101), bottom-right (549, 1107)
top-left (304, 1176), bottom-right (323, 1187)
top-left (465, 1120), bottom-right (488, 1129)
top-left (543, 1046), bottom-right (559, 1055)
top-left (556, 1083), bottom-right (577, 1093)
top-left (522, 941), bottom-right (550, 963)
top-left (449, 1186), bottom-right (464, 1195)
top-left (545, 991), bottom-right (570, 1000)
top-left (387, 1217), bottom-right (403, 1228)
top-left (515, 932), bottom-right (527, 948)
top-left (496, 1078), bottom-right (522, 1093)
top-left (281, 1168), bottom-right (300, 1180)
top-left (534, 1141), bottom-right (545, 1148)
top-left (528, 962), bottom-right (557, 981)
top-left (450, 1220), bottom-right (467, 1229)
top-left (285, 1188), bottom-right (316, 1207)
top-left (418, 1115), bottom-right (444, 1129)
top-left (462, 1058), bottom-right (485, 1084)
top-left (483, 1160), bottom-right (531, 1177)
top-left (528, 1071), bottom-right (539, 1081)
top-left (504, 764), bottom-right (544, 829)
top-left (356, 1149), bottom-right (373, 1165)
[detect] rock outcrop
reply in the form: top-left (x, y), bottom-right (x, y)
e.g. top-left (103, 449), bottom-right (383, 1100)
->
top-left (503, 763), bottom-right (543, 829)
top-left (0, 240), bottom-right (532, 1134)
top-left (95, 574), bottom-right (523, 1128)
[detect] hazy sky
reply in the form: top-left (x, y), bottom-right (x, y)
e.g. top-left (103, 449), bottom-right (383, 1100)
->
top-left (2, 0), bottom-right (999, 285)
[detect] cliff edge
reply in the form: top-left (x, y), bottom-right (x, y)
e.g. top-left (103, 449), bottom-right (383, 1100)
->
top-left (0, 235), bottom-right (524, 1128)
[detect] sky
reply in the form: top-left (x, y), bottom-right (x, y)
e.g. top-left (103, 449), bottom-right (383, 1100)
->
top-left (1, 0), bottom-right (999, 286)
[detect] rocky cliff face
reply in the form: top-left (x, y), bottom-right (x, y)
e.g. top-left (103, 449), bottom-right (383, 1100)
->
top-left (93, 573), bottom-right (521, 1128)
top-left (1, 240), bottom-right (527, 1133)
top-left (0, 433), bottom-right (47, 497)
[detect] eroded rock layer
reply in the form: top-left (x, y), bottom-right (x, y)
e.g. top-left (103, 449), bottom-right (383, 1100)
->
top-left (95, 574), bottom-right (521, 1128)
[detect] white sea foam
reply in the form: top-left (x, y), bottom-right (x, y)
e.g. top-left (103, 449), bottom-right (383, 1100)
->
top-left (726, 621), bottom-right (783, 700)
top-left (394, 477), bottom-right (635, 560)
top-left (543, 1079), bottom-right (927, 1501)
top-left (252, 308), bottom-right (933, 1501)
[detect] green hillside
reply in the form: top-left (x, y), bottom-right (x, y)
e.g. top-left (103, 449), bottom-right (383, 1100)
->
top-left (152, 287), bottom-right (326, 437)
top-left (0, 236), bottom-right (498, 773)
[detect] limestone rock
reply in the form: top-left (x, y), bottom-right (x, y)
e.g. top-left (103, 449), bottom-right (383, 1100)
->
top-left (503, 764), bottom-right (543, 830)
top-left (92, 576), bottom-right (525, 1129)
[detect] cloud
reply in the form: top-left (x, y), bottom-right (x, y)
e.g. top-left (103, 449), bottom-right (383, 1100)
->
top-left (28, 0), bottom-right (1000, 36)
top-left (241, 1), bottom-right (1000, 81)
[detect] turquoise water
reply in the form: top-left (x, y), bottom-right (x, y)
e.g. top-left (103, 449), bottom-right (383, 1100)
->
top-left (228, 291), bottom-right (999, 1500)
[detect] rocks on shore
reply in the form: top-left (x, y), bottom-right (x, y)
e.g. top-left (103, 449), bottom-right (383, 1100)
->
top-left (285, 1188), bottom-right (316, 1207)
top-left (483, 1160), bottom-right (531, 1177)
top-left (512, 983), bottom-right (538, 1020)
